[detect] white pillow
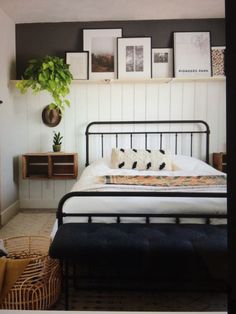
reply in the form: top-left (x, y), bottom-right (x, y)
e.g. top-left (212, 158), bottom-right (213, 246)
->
top-left (111, 148), bottom-right (172, 171)
top-left (171, 155), bottom-right (222, 174)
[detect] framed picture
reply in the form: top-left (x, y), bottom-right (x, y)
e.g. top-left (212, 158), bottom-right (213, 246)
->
top-left (173, 32), bottom-right (212, 77)
top-left (117, 37), bottom-right (152, 79)
top-left (83, 28), bottom-right (122, 80)
top-left (152, 48), bottom-right (173, 78)
top-left (211, 46), bottom-right (225, 77)
top-left (66, 52), bottom-right (89, 80)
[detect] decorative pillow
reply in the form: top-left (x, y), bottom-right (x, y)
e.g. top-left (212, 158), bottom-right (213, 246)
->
top-left (111, 148), bottom-right (172, 171)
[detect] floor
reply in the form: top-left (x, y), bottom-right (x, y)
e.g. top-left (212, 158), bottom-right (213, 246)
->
top-left (0, 210), bottom-right (228, 311)
top-left (0, 209), bottom-right (56, 238)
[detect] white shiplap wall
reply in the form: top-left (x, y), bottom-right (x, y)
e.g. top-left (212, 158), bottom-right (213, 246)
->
top-left (14, 80), bottom-right (226, 209)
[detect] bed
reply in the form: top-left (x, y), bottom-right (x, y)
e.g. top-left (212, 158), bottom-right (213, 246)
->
top-left (52, 119), bottom-right (227, 233)
top-left (49, 120), bottom-right (227, 308)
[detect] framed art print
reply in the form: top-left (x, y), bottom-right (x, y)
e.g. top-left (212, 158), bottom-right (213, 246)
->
top-left (83, 28), bottom-right (122, 80)
top-left (117, 37), bottom-right (152, 79)
top-left (152, 48), bottom-right (173, 78)
top-left (173, 32), bottom-right (212, 77)
top-left (66, 52), bottom-right (89, 80)
top-left (211, 46), bottom-right (225, 77)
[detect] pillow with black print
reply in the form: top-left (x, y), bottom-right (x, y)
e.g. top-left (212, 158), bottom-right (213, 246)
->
top-left (111, 148), bottom-right (172, 171)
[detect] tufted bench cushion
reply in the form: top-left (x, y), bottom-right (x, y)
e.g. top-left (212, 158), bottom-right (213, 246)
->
top-left (49, 222), bottom-right (227, 284)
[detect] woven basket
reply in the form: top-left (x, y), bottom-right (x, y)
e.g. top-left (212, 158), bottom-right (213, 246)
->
top-left (0, 236), bottom-right (61, 310)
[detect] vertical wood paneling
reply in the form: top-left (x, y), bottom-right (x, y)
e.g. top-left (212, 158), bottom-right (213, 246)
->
top-left (182, 83), bottom-right (195, 119)
top-left (207, 82), bottom-right (221, 162)
top-left (40, 92), bottom-right (56, 202)
top-left (133, 83), bottom-right (146, 148)
top-left (17, 80), bottom-right (226, 208)
top-left (98, 84), bottom-right (111, 158)
top-left (146, 84), bottom-right (159, 148)
top-left (76, 84), bottom-right (88, 175)
top-left (42, 180), bottom-right (54, 201)
top-left (40, 92), bottom-right (53, 152)
top-left (110, 84), bottom-right (122, 120)
top-left (146, 84), bottom-right (159, 120)
top-left (87, 85), bottom-right (100, 163)
top-left (110, 84), bottom-right (122, 151)
top-left (121, 84), bottom-right (134, 148)
top-left (158, 84), bottom-right (171, 120)
top-left (194, 82), bottom-right (208, 160)
top-left (16, 88), bottom-right (30, 203)
top-left (194, 82), bottom-right (208, 120)
top-left (66, 180), bottom-right (77, 193)
top-left (54, 180), bottom-right (66, 200)
top-left (53, 98), bottom-right (66, 202)
top-left (182, 83), bottom-right (195, 156)
top-left (27, 91), bottom-right (43, 202)
top-left (157, 84), bottom-right (171, 150)
top-left (64, 84), bottom-right (76, 152)
top-left (169, 82), bottom-right (183, 154)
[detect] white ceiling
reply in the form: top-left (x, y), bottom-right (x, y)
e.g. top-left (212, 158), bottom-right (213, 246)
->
top-left (0, 0), bottom-right (225, 24)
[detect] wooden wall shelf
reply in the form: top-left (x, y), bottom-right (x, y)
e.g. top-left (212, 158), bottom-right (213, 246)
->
top-left (10, 76), bottom-right (225, 85)
top-left (22, 153), bottom-right (78, 179)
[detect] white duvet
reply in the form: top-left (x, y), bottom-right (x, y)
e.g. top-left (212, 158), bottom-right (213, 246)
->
top-left (51, 155), bottom-right (227, 236)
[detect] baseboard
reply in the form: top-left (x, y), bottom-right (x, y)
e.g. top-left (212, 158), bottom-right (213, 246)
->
top-left (0, 200), bottom-right (20, 226)
top-left (20, 199), bottom-right (58, 209)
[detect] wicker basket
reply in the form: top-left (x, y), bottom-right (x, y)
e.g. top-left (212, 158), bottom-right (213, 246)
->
top-left (0, 236), bottom-right (61, 310)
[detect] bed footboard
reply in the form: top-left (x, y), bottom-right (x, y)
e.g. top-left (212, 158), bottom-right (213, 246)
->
top-left (57, 191), bottom-right (227, 226)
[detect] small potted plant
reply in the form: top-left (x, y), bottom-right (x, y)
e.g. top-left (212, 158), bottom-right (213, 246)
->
top-left (53, 131), bottom-right (63, 152)
top-left (16, 56), bottom-right (73, 118)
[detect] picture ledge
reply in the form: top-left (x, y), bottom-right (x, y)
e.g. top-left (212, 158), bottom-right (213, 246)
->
top-left (10, 76), bottom-right (225, 85)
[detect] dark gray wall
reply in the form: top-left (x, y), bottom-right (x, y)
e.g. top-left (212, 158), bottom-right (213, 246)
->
top-left (16, 18), bottom-right (225, 79)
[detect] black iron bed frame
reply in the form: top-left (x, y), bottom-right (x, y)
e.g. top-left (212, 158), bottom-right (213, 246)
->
top-left (55, 120), bottom-right (227, 309)
top-left (57, 119), bottom-right (226, 227)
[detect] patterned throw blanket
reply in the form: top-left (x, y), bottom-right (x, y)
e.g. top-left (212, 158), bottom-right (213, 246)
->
top-left (100, 175), bottom-right (226, 187)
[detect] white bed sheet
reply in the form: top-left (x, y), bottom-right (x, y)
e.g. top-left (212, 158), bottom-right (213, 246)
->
top-left (51, 155), bottom-right (227, 237)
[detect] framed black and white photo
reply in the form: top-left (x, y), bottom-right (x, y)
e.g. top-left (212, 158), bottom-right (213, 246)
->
top-left (211, 46), bottom-right (225, 77)
top-left (66, 52), bottom-right (89, 80)
top-left (152, 48), bottom-right (173, 78)
top-left (83, 28), bottom-right (122, 80)
top-left (117, 37), bottom-right (152, 79)
top-left (173, 32), bottom-right (212, 77)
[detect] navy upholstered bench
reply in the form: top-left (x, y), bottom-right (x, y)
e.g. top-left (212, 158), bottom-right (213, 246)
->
top-left (49, 222), bottom-right (227, 309)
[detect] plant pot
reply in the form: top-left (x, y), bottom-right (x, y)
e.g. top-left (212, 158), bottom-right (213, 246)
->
top-left (53, 145), bottom-right (61, 152)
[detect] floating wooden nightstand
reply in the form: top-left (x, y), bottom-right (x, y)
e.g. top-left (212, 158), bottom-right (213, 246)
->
top-left (213, 152), bottom-right (227, 173)
top-left (22, 153), bottom-right (78, 179)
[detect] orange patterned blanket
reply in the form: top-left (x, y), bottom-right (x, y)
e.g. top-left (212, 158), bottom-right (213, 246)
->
top-left (101, 175), bottom-right (226, 187)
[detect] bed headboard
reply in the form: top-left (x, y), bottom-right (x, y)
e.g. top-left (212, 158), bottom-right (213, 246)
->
top-left (85, 120), bottom-right (210, 167)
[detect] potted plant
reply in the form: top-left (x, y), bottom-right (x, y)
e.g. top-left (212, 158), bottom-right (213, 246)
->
top-left (53, 131), bottom-right (63, 152)
top-left (16, 56), bottom-right (73, 116)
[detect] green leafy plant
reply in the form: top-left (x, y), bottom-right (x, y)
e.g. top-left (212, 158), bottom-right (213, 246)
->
top-left (53, 131), bottom-right (63, 146)
top-left (16, 56), bottom-right (73, 113)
